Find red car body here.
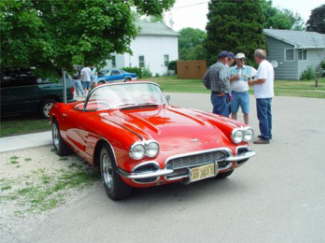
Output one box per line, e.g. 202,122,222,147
50,81,255,199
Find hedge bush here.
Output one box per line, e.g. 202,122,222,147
300,66,316,80
321,60,325,69
122,67,152,78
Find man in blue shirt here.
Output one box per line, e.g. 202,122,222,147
229,53,257,124
203,51,236,117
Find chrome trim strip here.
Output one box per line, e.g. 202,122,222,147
225,151,256,161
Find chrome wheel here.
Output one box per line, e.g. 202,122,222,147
100,149,113,189
52,123,59,150
43,102,54,118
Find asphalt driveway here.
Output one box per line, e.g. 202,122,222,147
1,93,325,243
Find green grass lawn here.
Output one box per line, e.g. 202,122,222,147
0,116,50,137
151,76,325,99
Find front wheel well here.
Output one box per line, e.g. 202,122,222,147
93,140,116,168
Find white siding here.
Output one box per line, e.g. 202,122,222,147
105,35,178,76
125,35,178,75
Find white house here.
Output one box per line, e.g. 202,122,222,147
105,20,179,76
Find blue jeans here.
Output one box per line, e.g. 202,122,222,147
73,80,84,97
231,91,249,114
256,98,272,140
211,93,231,117
82,81,90,90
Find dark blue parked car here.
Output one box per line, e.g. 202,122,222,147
97,69,137,83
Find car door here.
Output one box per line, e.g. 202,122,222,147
13,73,42,113
108,70,124,81
0,71,40,115
62,102,100,162
0,72,19,115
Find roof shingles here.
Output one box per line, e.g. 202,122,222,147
264,29,325,49
137,20,179,37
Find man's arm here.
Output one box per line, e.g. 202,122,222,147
248,78,266,85
230,75,240,82
248,64,266,86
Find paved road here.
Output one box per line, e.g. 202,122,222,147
2,94,325,243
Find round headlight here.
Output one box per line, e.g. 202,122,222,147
129,143,145,160
145,141,159,158
243,128,254,142
232,129,244,144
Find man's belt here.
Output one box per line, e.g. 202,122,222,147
212,91,227,96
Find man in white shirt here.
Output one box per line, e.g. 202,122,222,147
80,66,92,92
248,49,274,144
230,53,257,124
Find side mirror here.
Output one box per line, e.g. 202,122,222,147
165,95,171,104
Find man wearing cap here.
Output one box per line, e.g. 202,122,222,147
203,51,237,116
248,49,274,144
227,52,235,67
229,53,257,124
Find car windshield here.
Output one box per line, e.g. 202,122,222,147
86,82,166,111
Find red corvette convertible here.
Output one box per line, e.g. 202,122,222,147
50,81,255,200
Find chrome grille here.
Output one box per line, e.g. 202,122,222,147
166,151,228,170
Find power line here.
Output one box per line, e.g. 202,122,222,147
172,0,209,10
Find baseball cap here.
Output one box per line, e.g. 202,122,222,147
228,52,235,59
218,51,235,59
235,53,246,59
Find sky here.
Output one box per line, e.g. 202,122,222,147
163,0,324,31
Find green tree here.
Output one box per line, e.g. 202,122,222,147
261,0,304,30
206,0,265,65
307,4,325,33
179,28,207,60
0,0,175,76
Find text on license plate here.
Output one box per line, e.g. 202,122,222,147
190,163,215,182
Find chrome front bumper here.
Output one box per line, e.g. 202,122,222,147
118,150,256,180
118,168,174,180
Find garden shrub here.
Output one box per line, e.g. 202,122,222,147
122,67,152,78
168,60,177,73
122,67,142,78
300,66,316,80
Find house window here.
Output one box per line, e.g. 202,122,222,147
285,49,295,61
111,56,116,67
164,54,169,66
139,55,145,68
298,49,307,60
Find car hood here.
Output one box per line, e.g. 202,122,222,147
99,106,240,152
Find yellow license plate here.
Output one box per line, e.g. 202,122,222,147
190,163,215,182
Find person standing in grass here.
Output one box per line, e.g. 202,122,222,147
249,49,274,144
230,53,257,124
